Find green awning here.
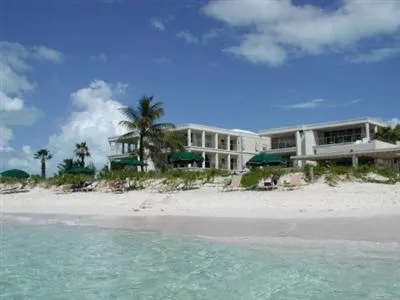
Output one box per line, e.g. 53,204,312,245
0,169,30,179
113,157,147,166
65,167,94,175
246,153,284,166
169,151,204,163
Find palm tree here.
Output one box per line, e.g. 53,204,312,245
119,96,175,171
74,142,90,167
374,125,400,144
33,149,52,178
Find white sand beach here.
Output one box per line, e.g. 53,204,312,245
2,182,400,219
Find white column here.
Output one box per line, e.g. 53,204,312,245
227,154,231,170
187,129,192,147
202,152,206,169
227,135,231,151
295,131,303,168
352,155,359,168
215,133,218,149
365,123,370,140
108,160,111,171
202,131,205,148
215,153,219,169
374,125,378,134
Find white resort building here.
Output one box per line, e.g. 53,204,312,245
108,123,269,171
107,117,400,171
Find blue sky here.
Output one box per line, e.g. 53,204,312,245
1,0,400,174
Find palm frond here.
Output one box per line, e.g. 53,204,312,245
119,106,140,122
118,120,138,131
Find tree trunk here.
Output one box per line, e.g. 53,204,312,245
139,133,144,172
41,158,46,178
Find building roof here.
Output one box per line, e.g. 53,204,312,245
174,123,258,136
259,117,388,136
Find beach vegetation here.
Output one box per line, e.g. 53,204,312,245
49,173,93,186
240,167,287,188
302,163,400,184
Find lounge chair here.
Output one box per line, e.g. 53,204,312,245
81,181,98,192
222,175,242,192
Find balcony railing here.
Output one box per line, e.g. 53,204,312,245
271,140,296,149
319,134,362,145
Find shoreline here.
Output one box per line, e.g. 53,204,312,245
2,181,400,247
3,212,400,244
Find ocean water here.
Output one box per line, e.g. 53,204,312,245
1,223,400,300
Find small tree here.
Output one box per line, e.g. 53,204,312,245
34,149,52,178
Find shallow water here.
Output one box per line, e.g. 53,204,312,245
1,223,400,299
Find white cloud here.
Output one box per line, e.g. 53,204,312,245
388,118,400,127
279,99,326,109
202,0,400,66
0,126,13,149
176,31,199,44
90,53,108,63
153,56,171,64
201,28,225,43
151,18,166,31
0,91,24,111
348,47,400,64
277,98,361,109
46,80,128,174
0,41,62,160
225,34,287,66
32,46,65,63
0,63,35,95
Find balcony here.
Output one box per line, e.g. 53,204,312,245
270,140,296,153
318,134,362,146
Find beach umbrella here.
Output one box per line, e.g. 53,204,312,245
0,169,30,179
246,152,284,167
113,157,147,166
65,166,94,175
169,151,204,163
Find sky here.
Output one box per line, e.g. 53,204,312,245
1,0,400,175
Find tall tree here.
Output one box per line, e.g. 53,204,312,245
374,125,400,144
74,142,90,167
34,149,52,178
119,96,174,171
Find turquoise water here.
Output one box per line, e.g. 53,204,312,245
1,223,400,299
